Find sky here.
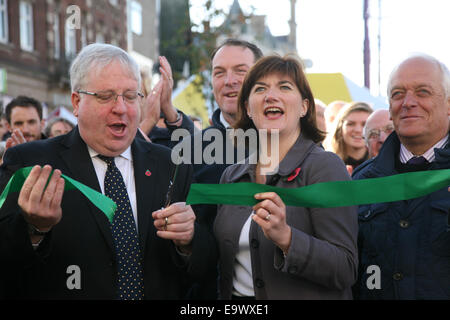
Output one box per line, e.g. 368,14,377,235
190,0,450,99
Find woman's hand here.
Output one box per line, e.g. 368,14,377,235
252,192,292,255
139,80,163,135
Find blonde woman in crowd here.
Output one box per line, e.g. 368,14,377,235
324,102,373,174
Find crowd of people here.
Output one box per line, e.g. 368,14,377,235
0,96,76,165
0,38,448,301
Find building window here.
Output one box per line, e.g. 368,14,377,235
65,24,77,59
81,24,87,49
130,1,142,35
19,1,33,51
0,0,8,43
96,32,104,44
53,13,60,59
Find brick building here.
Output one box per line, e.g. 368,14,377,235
0,0,159,115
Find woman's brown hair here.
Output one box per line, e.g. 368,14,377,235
234,54,325,143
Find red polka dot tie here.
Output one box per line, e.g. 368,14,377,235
98,155,144,300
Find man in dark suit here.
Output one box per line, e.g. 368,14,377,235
176,39,263,299
0,43,216,299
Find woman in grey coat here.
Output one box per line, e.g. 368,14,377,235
214,55,359,300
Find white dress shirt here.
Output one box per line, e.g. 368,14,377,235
232,214,255,297
88,146,138,231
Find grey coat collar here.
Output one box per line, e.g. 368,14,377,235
227,133,319,182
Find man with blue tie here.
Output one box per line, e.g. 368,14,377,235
0,43,216,299
352,54,450,299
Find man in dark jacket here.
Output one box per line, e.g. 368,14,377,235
0,43,216,300
4,95,47,149
177,39,263,299
353,54,450,299
190,39,263,183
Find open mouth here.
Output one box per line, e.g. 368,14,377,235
224,92,238,98
264,107,284,116
109,123,127,135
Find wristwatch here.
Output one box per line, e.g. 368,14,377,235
28,223,50,236
164,111,182,125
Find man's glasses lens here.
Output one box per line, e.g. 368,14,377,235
96,91,115,103
369,125,394,140
78,90,143,104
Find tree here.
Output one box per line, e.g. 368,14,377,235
159,0,252,114
159,0,192,85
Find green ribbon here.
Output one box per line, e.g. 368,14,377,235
0,167,116,223
186,169,450,207
1,168,448,222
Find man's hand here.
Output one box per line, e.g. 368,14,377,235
152,202,195,252
5,129,27,152
18,165,65,232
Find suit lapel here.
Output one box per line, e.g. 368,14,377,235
132,138,158,255
59,127,114,252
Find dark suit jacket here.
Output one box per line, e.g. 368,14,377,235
0,127,217,299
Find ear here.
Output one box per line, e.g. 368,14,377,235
245,101,251,118
302,99,309,116
40,119,46,131
5,121,11,132
447,96,450,116
71,92,80,117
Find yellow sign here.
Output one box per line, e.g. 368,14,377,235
172,75,210,128
306,73,352,105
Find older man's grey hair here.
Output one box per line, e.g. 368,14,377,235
387,53,450,99
70,43,141,92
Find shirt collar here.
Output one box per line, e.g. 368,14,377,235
88,145,132,161
220,111,232,129
399,134,449,163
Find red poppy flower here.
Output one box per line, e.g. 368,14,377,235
287,167,301,182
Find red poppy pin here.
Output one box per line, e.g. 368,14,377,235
145,170,152,177
286,167,301,182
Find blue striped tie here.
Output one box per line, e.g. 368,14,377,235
98,155,144,300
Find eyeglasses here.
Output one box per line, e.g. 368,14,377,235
77,90,144,104
367,124,395,140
